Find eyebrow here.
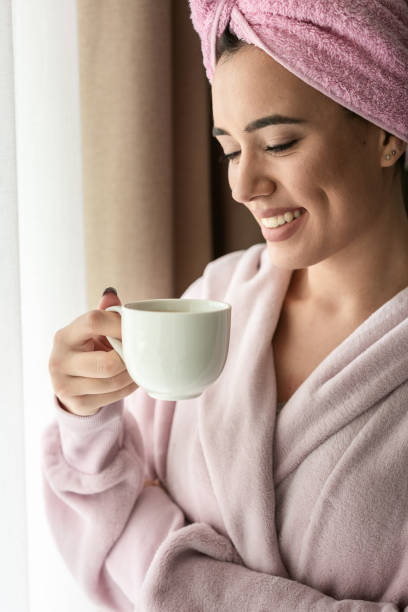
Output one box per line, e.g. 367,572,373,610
212,114,307,137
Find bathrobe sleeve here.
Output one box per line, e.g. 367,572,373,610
42,392,190,612
41,275,206,611
138,523,407,611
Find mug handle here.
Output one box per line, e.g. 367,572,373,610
105,305,124,360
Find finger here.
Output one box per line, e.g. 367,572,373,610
97,289,121,311
58,380,138,417
88,336,113,352
97,291,122,347
144,479,162,487
54,369,135,398
86,332,118,353
55,346,127,378
58,309,123,348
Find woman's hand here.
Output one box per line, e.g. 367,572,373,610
49,289,138,416
143,479,165,491
144,479,162,487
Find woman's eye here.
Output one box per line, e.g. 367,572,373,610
218,139,298,164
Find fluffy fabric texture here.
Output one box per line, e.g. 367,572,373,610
189,0,408,163
42,243,408,611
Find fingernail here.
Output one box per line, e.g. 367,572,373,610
102,287,117,296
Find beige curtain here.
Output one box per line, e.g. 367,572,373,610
77,0,262,310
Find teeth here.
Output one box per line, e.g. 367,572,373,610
261,208,303,229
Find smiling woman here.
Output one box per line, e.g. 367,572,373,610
40,1,408,611
211,34,408,319
215,22,408,211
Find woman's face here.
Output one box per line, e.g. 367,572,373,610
211,44,398,271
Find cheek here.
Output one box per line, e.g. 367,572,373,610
282,160,327,206
286,150,355,209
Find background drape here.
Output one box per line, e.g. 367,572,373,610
1,1,28,610
2,1,259,610
77,0,261,309
3,1,99,610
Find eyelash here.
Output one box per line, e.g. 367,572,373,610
218,139,298,164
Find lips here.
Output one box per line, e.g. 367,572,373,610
255,206,305,219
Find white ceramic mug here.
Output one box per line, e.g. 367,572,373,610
105,298,231,401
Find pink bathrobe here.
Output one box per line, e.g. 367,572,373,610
42,243,408,611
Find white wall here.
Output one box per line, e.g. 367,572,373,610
2,1,100,610
1,1,29,609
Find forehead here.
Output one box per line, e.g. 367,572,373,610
211,45,334,128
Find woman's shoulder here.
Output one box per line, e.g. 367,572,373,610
207,242,266,270
182,243,271,300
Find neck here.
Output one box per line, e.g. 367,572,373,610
285,204,408,322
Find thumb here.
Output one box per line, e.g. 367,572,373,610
98,287,122,310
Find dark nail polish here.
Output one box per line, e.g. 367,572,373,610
102,287,117,296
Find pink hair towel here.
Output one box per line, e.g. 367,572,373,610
189,0,408,159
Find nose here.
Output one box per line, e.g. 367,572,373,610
230,154,277,206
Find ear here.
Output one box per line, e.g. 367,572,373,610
378,129,406,168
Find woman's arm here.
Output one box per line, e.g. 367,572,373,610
139,522,406,612
42,412,406,612
42,395,188,611
41,272,211,610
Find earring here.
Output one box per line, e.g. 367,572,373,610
386,149,397,160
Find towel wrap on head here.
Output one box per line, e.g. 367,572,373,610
189,0,408,165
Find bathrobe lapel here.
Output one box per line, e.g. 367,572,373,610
274,283,408,486
198,246,292,575
198,243,408,577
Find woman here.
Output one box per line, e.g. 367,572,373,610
211,28,408,406
43,1,408,610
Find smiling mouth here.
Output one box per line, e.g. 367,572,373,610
260,208,305,228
